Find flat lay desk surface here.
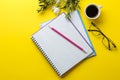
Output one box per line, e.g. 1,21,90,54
0,0,120,80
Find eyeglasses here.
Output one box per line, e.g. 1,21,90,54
88,22,116,50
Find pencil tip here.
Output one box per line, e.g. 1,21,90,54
83,50,87,54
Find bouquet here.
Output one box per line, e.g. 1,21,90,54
37,0,80,18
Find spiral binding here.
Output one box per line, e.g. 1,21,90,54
31,36,61,76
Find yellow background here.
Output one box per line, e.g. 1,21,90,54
0,0,120,80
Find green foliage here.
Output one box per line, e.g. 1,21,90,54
62,0,80,18
37,0,80,18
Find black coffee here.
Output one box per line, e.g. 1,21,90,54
86,5,98,18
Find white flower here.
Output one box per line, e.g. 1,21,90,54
52,6,60,14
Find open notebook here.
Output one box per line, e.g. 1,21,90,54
31,13,94,76
40,10,96,56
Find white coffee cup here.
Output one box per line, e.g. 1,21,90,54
84,4,102,19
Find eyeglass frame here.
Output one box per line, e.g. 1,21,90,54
88,22,116,50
